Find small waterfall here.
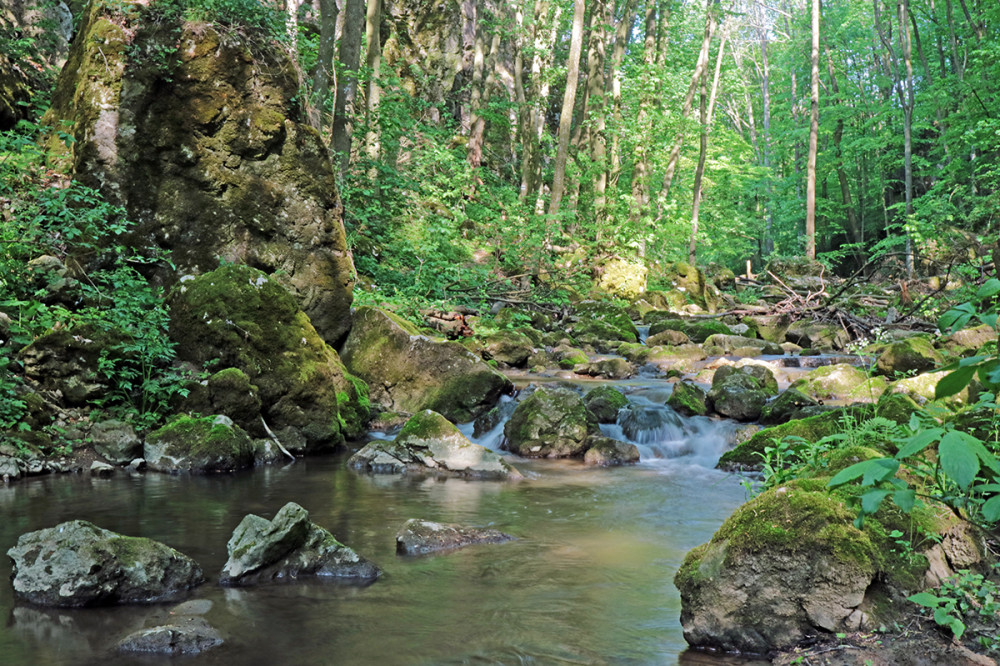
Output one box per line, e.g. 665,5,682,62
458,395,515,452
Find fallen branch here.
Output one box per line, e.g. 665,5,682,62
260,417,296,462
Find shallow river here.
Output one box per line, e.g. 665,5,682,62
0,395,767,665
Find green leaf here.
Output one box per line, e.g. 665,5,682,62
982,495,1000,523
935,366,977,400
892,488,916,512
950,618,966,640
861,488,891,514
897,428,943,459
828,458,895,489
975,278,1000,300
909,592,942,608
939,431,980,490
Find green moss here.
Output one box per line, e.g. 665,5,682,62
719,407,862,468
667,381,708,416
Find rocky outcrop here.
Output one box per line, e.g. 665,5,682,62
144,415,257,474
341,307,512,423
395,519,514,556
7,520,204,606
44,0,355,343
220,502,379,585
349,410,521,479
169,265,369,451
503,386,600,458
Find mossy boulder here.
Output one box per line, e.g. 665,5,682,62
340,307,512,423
583,386,629,423
649,318,732,343
786,322,850,351
567,301,640,344
657,261,719,311
348,410,521,479
889,371,978,408
90,420,143,465
675,482,881,653
713,364,779,396
760,388,826,425
875,337,944,377
708,373,768,421
789,363,887,403
0,48,33,131
503,386,600,458
874,391,922,425
7,520,204,607
742,313,792,344
18,325,114,405
44,1,355,343
646,329,690,346
169,265,368,450
703,334,783,357
595,256,648,300
574,357,635,380
938,324,996,357
220,502,379,585
480,330,535,368
583,437,640,466
667,381,709,417
552,344,589,369
144,415,257,474
718,408,858,469
181,367,263,436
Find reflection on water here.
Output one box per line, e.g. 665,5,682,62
0,420,763,664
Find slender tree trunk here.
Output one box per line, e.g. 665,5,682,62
468,9,495,170
759,16,774,257
630,0,659,258
900,0,915,277
586,0,609,230
548,0,586,219
331,0,364,174
805,0,819,261
312,0,339,129
607,0,640,189
825,49,861,249
364,0,382,163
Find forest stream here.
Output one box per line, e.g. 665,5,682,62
0,371,773,666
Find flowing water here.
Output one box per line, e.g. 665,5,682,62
0,388,767,666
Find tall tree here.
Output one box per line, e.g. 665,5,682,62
900,0,915,277
548,0,587,219
331,0,365,174
312,0,339,129
586,0,610,228
364,0,383,163
805,0,820,260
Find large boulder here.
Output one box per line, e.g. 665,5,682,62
144,415,257,474
7,520,204,607
876,337,944,377
566,301,640,345
340,307,511,423
718,408,861,469
583,386,629,423
348,410,521,479
479,330,535,368
90,419,142,464
760,388,826,425
503,386,600,458
703,334,783,357
656,262,720,311
595,256,648,300
169,265,369,451
220,502,379,585
675,483,880,653
742,313,792,344
786,322,850,351
667,381,709,417
708,372,768,422
395,519,514,556
789,364,887,403
649,318,732,343
43,1,355,343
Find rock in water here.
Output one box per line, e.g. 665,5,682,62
7,521,204,607
220,502,379,585
117,617,223,656
43,1,354,344
503,386,600,458
340,307,512,423
395,519,514,556
349,410,522,480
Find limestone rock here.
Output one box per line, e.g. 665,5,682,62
583,437,640,466
220,502,379,585
90,419,142,464
7,520,204,606
341,307,511,423
703,334,783,357
708,372,768,422
713,364,779,396
349,410,521,479
760,388,826,425
676,483,879,653
657,262,719,311
90,460,115,477
583,386,629,423
595,256,648,300
117,617,223,655
480,330,535,368
170,265,369,450
574,357,635,380
504,386,600,458
144,415,257,474
876,337,944,377
395,519,514,556
18,326,110,405
742,313,792,344
646,329,690,346
667,381,709,417
790,364,888,403
44,2,355,343
786,322,850,351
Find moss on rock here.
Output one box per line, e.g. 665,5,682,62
503,386,599,458
876,337,944,377
144,414,257,473
583,386,629,423
667,381,709,417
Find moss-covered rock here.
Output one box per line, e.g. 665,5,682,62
675,481,881,653
169,265,367,450
552,344,590,369
574,357,635,379
786,322,850,351
760,388,826,425
646,329,690,346
583,386,629,423
740,313,791,344
341,307,512,423
937,324,997,357
714,364,779,396
667,381,709,417
789,363,887,403
44,1,355,343
708,373,768,421
595,256,648,300
656,262,719,311
348,410,520,479
567,301,640,344
876,337,944,377
144,414,257,474
718,408,860,469
583,437,640,466
889,371,977,408
480,330,535,368
503,386,599,458
649,318,732,343
874,391,922,425
703,334,784,357
18,325,114,406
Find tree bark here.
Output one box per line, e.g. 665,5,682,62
630,0,659,257
548,0,586,219
331,0,365,174
586,0,609,228
607,0,640,189
805,0,819,261
312,0,339,129
364,0,383,163
900,0,915,278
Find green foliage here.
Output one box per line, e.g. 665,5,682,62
0,120,189,433
910,567,1000,645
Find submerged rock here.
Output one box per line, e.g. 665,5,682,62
117,617,223,656
395,519,514,556
220,502,379,585
144,415,257,474
504,386,600,458
349,410,521,479
341,307,512,423
7,520,204,607
44,1,355,343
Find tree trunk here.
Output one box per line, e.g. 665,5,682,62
630,0,659,258
548,0,586,219
467,7,496,170
364,0,383,163
900,0,915,278
331,0,365,174
825,49,861,249
607,0,640,189
805,0,819,261
586,0,609,229
312,0,339,129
